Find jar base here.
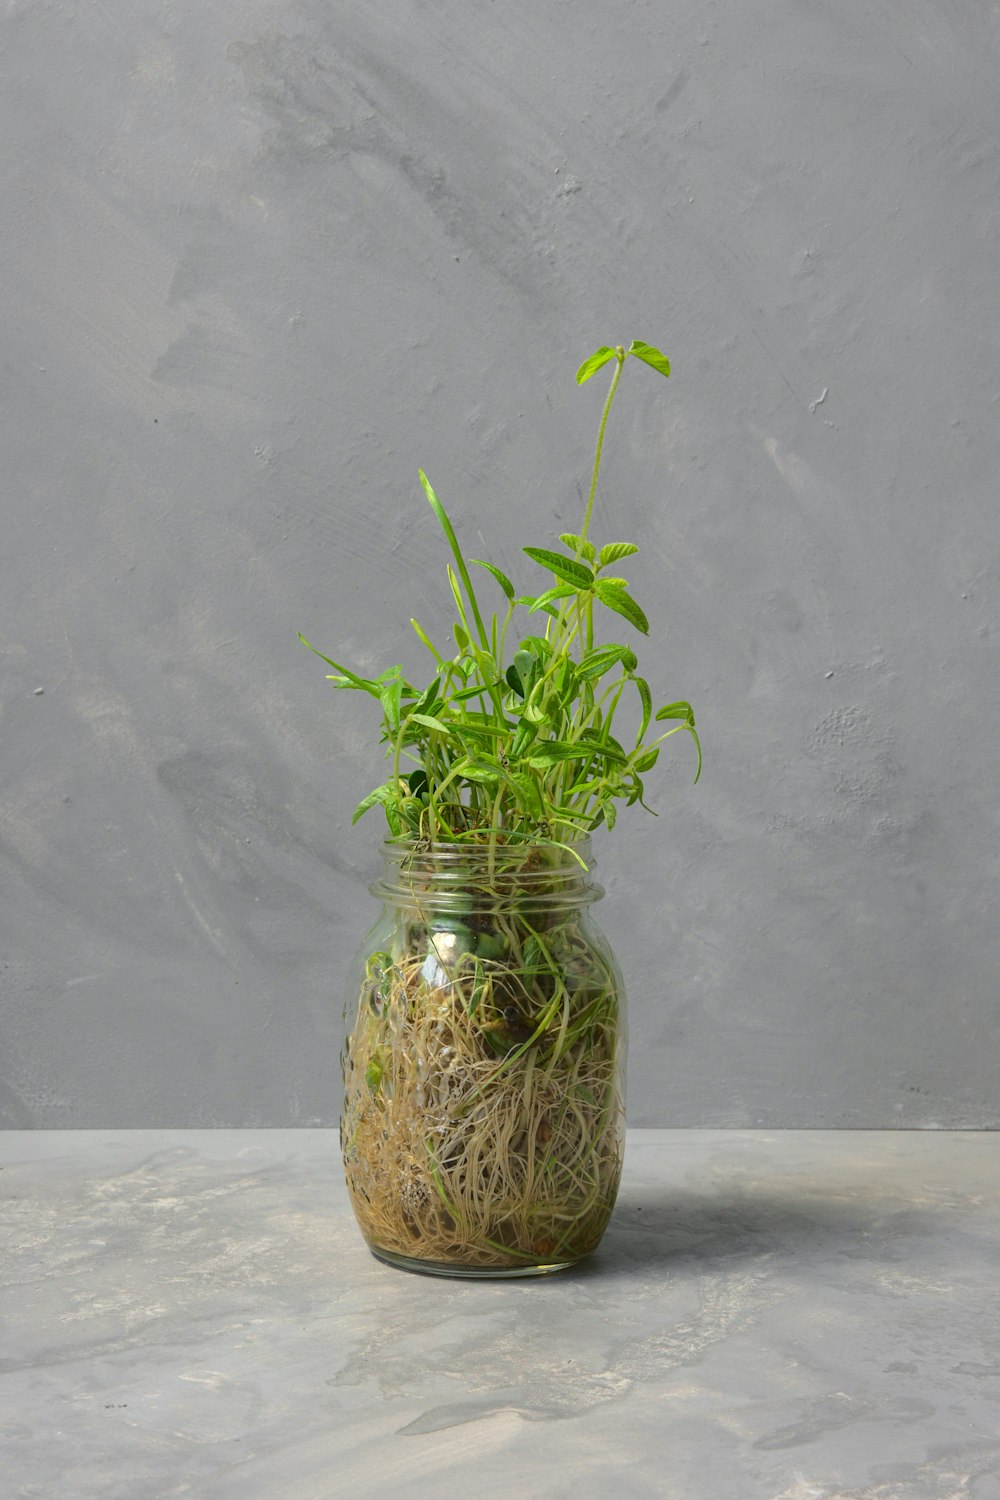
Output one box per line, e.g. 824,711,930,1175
369,1245,584,1279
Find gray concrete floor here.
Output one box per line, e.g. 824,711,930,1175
3,1129,998,1498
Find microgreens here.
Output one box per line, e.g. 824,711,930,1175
301,340,700,844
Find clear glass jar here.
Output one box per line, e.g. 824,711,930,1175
340,837,627,1277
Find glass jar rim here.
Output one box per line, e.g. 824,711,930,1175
371,834,602,909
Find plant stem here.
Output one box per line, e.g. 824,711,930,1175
579,348,625,549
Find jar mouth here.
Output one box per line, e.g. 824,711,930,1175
371,835,602,910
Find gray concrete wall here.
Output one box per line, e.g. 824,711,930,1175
2,1,997,1128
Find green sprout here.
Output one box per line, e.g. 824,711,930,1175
301,340,700,850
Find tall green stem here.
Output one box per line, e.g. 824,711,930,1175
579,348,625,548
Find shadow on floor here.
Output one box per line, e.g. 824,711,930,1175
569,1185,923,1280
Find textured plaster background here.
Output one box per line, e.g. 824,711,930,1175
1,1,997,1127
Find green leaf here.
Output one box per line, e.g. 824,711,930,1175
628,340,671,378
459,763,502,787
690,725,702,783
408,711,452,734
525,740,599,766
655,700,695,727
516,596,560,619
419,470,490,651
575,346,618,384
470,558,515,601
451,679,501,702
633,746,660,773
577,644,632,681
518,635,554,663
523,547,595,589
407,768,429,797
510,721,539,760
510,771,545,818
505,662,525,697
458,716,518,740
411,677,442,717
466,640,497,677
529,584,576,613
351,781,400,825
575,731,628,765
506,647,539,698
379,674,404,735
552,656,578,708
513,648,538,689
633,675,652,745
598,541,639,567
298,635,383,699
410,618,443,662
565,777,601,798
559,532,597,562
594,579,649,634
400,799,424,830
651,702,701,781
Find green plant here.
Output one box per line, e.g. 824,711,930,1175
310,342,701,1272
301,340,700,852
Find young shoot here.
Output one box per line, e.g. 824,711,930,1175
301,339,700,848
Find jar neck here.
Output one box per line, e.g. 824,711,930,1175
372,837,602,913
